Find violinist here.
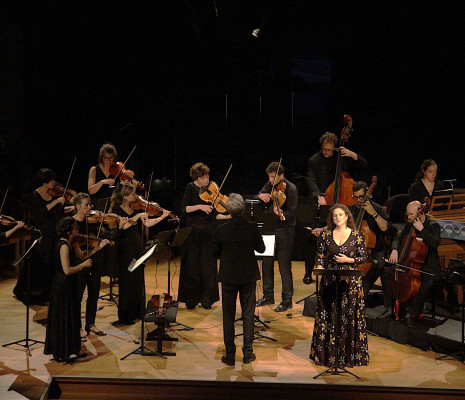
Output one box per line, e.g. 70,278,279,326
348,181,395,317
304,132,367,284
14,168,71,304
110,182,169,325
408,159,445,203
0,220,25,244
88,143,117,207
71,193,111,338
178,162,223,310
388,201,441,327
256,161,298,312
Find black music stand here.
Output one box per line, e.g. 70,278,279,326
121,241,163,360
312,268,362,379
153,227,193,331
3,233,45,355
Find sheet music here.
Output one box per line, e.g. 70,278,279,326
256,234,275,257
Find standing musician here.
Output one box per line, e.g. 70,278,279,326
214,194,265,366
348,181,395,317
178,162,226,310
14,168,72,304
409,159,445,203
256,161,298,312
71,193,111,339
88,143,117,207
305,132,367,284
387,200,441,327
110,182,170,325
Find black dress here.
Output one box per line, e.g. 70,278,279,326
310,230,369,367
114,207,145,324
90,164,115,207
44,239,81,361
408,179,445,203
14,191,62,304
178,182,219,308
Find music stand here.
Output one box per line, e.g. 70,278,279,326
3,234,45,355
153,227,193,331
312,268,362,380
121,241,164,359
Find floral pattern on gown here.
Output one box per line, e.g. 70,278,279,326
310,230,369,367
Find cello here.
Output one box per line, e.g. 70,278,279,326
325,114,356,206
390,199,430,320
355,176,378,275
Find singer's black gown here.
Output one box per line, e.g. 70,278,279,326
44,240,81,361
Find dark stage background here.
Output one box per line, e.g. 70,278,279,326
0,1,463,216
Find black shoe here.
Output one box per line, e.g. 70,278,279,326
405,312,414,328
85,324,106,336
201,303,211,310
243,353,256,364
256,297,274,307
221,355,235,366
76,352,87,359
186,303,197,309
274,301,292,312
303,273,313,285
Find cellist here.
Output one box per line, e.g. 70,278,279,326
348,181,395,317
387,200,441,327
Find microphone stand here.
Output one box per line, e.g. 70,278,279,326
3,232,45,355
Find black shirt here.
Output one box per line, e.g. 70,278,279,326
408,179,445,203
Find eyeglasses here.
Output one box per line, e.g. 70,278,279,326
405,212,416,217
352,195,365,200
103,156,114,161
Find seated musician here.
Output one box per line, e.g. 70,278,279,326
305,132,367,284
387,201,441,327
348,181,396,318
409,159,445,202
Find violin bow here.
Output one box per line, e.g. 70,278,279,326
144,170,154,214
112,144,137,183
212,163,233,205
270,157,282,194
96,199,110,239
0,188,8,215
63,156,77,200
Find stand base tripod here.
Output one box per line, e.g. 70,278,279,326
98,277,119,306
234,315,277,342
2,338,45,357
313,364,361,379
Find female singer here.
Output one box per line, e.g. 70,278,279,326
409,159,445,202
88,143,117,207
110,182,169,325
44,216,92,362
310,204,369,367
14,168,69,304
178,162,222,310
71,193,111,339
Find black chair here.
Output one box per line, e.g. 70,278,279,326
145,301,178,357
387,193,409,232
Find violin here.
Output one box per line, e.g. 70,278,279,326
271,180,286,221
390,198,430,319
47,183,77,202
325,114,356,206
109,162,145,191
199,181,229,214
71,234,115,249
0,214,29,230
355,176,378,275
87,210,120,225
130,194,178,219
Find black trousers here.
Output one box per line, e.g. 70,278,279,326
262,226,295,302
221,281,256,358
362,251,392,308
76,267,102,327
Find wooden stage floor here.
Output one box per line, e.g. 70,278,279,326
1,258,465,399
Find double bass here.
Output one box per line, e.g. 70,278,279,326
325,114,356,206
355,176,378,275
390,199,430,319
